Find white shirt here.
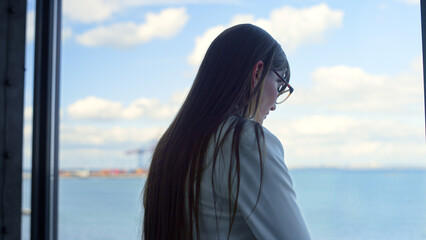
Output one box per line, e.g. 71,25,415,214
195,118,311,240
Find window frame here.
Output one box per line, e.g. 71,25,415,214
30,0,62,239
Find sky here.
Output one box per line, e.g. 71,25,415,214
23,0,426,170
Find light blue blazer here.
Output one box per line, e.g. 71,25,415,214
195,118,311,240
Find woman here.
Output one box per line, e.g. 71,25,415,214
143,24,310,240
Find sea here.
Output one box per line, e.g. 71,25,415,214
21,169,426,240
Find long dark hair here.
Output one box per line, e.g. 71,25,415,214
143,24,289,240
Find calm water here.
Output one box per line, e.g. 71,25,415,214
22,169,426,240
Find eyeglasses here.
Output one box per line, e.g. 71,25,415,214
273,70,294,104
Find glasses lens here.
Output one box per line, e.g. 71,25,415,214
276,90,291,104
278,84,288,93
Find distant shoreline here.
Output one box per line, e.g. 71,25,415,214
22,169,148,179
289,167,426,171
22,174,148,179
22,167,426,179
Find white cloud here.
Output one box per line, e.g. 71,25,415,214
63,0,120,23
67,95,179,120
411,55,423,72
261,56,426,168
265,115,426,168
58,124,163,168
188,25,227,67
123,98,178,120
287,115,359,135
188,3,343,67
399,0,420,5
67,96,124,120
268,4,343,50
289,64,423,112
62,27,73,42
60,125,163,146
75,7,189,48
23,121,165,169
62,0,238,23
24,106,33,121
26,11,35,43
121,0,240,5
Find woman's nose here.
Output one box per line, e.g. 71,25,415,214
270,103,276,111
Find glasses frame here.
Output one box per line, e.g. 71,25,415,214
273,70,294,104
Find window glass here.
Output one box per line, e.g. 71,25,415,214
23,1,426,239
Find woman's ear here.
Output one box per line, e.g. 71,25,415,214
251,60,264,89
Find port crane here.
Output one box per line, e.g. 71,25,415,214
125,139,158,170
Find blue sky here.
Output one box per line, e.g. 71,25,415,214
24,0,425,169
